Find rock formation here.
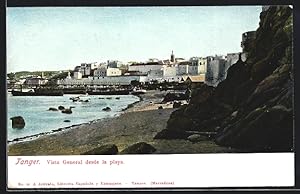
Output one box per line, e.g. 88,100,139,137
48,107,58,111
82,144,118,155
61,107,75,114
58,106,65,110
10,116,25,129
120,142,156,154
155,6,293,152
102,107,111,111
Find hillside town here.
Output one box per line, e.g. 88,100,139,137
7,29,255,90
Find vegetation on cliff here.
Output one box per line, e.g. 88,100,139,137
155,6,293,152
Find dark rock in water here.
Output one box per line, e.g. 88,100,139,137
158,106,163,109
10,116,25,129
102,107,111,111
48,107,58,111
187,134,208,142
64,120,71,122
116,97,120,100
173,101,182,108
106,97,112,100
120,142,156,154
79,99,89,102
70,97,80,102
58,106,65,110
99,97,105,99
61,107,74,114
82,144,118,155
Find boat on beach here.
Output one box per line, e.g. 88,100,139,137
131,88,147,95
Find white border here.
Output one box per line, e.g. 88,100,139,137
7,153,295,189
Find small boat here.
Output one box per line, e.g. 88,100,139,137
11,88,64,96
131,88,147,95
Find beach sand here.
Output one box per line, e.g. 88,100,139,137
8,90,232,155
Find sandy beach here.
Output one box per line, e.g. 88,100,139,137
8,90,232,155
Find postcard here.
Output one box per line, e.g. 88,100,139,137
6,4,294,190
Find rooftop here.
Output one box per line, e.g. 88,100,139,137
186,75,205,82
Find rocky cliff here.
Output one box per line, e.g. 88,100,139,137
155,6,293,152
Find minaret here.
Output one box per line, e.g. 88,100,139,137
171,50,175,62
67,71,71,79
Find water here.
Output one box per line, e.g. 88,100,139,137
7,93,140,141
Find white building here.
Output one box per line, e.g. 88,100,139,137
177,61,190,75
107,68,122,76
57,75,148,86
107,60,123,68
163,65,177,77
205,56,226,86
74,62,99,77
128,62,164,74
93,67,107,77
148,69,163,77
25,77,48,86
74,72,83,79
226,52,247,67
94,67,122,77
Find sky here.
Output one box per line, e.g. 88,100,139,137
7,6,262,72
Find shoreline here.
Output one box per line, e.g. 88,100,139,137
8,90,232,155
7,93,144,145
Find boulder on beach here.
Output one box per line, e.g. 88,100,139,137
173,101,182,108
102,107,111,111
162,92,187,103
154,128,190,140
158,106,163,109
48,107,58,111
187,134,209,143
82,144,119,155
10,116,25,129
120,142,156,154
58,106,65,110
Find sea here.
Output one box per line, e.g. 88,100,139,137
7,92,140,141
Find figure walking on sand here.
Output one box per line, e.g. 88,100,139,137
185,87,192,103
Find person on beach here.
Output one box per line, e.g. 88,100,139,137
185,88,192,103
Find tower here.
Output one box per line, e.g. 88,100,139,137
170,50,175,62
67,71,71,79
